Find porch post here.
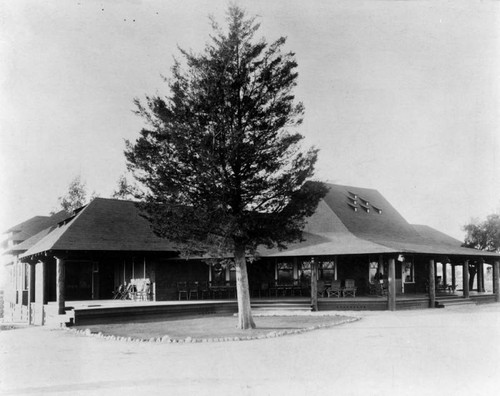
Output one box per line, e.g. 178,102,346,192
442,262,447,286
493,261,499,302
34,260,46,325
387,257,396,311
292,257,298,280
27,263,35,325
311,258,318,312
451,264,456,292
429,259,436,308
225,263,230,282
334,256,338,280
481,261,485,292
463,260,470,298
274,258,278,282
28,263,36,303
477,260,484,292
56,257,65,315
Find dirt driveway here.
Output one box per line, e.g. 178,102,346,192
1,304,499,395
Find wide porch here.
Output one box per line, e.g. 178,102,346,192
35,289,495,327
8,249,499,326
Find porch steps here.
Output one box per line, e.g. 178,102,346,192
251,300,311,312
470,294,498,305
43,304,75,328
436,297,476,308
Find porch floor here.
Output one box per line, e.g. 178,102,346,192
44,291,496,326
55,290,493,311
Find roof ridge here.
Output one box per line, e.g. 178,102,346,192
91,197,137,203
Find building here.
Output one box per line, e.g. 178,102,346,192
3,183,499,325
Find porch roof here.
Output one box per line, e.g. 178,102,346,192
259,231,398,257
20,198,175,258
369,224,500,258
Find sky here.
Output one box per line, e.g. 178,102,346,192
1,0,499,241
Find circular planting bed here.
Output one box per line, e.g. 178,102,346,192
71,313,359,343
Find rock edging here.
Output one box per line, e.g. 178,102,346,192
63,315,360,344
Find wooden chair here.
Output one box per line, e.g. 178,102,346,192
188,281,199,300
120,283,134,300
133,280,144,301
343,279,357,297
369,280,387,296
260,282,269,297
177,282,188,300
317,280,326,298
199,281,210,299
142,281,151,301
292,280,302,296
327,280,343,298
269,282,278,297
209,281,222,299
112,284,125,300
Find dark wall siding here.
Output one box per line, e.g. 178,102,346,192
155,260,209,300
414,256,428,293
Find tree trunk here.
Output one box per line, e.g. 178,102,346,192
233,242,256,329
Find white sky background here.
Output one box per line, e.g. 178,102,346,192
0,0,499,240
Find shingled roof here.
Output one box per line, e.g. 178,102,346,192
17,185,499,260
261,183,498,258
21,198,175,257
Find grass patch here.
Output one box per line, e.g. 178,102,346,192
74,314,356,341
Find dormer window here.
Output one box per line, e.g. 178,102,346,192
347,202,358,212
347,196,357,205
346,190,382,214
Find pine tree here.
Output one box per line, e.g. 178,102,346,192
125,6,327,329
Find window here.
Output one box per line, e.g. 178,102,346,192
277,261,293,283
319,260,335,281
402,257,414,283
299,261,311,282
369,260,379,283
211,262,226,283
347,202,358,212
298,259,335,282
229,262,236,282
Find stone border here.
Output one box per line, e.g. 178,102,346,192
63,314,360,344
